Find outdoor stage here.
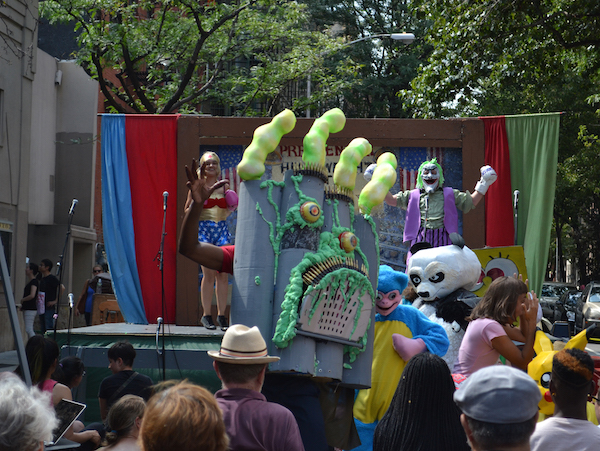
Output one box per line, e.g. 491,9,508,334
54,323,225,422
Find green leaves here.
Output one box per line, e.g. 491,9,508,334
41,0,352,115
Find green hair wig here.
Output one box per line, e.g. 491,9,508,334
416,158,444,189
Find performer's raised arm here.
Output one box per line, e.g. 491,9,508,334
178,159,228,271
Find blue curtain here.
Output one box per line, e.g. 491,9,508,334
101,115,148,324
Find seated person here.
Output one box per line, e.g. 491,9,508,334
98,341,153,422
25,335,101,449
100,395,145,451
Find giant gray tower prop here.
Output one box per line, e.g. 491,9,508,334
231,108,397,387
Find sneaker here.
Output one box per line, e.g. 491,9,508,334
217,315,229,331
201,315,216,330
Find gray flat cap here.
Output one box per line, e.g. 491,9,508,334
454,365,541,424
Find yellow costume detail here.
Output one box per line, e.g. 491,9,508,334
354,321,412,424
198,192,230,223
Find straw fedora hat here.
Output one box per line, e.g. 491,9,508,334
208,324,280,364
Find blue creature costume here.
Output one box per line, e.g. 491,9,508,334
350,265,449,451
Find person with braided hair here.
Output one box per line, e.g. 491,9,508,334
530,348,600,451
372,353,469,451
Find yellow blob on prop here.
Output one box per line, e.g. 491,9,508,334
333,138,373,191
237,109,297,180
302,108,346,167
358,152,398,214
300,201,322,223
339,231,358,252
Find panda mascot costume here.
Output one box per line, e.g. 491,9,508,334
407,234,481,369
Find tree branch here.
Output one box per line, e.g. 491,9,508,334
121,43,156,112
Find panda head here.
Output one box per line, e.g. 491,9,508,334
407,240,480,302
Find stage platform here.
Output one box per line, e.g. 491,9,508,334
53,323,225,423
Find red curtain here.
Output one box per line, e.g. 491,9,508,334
480,116,514,247
125,115,178,323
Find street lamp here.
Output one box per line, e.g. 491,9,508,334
306,32,415,117
344,32,415,47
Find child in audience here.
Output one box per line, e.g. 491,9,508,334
101,395,145,451
453,276,538,376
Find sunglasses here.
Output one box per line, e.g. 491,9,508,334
93,269,102,274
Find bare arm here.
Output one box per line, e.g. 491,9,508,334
471,191,484,206
178,159,228,271
493,292,538,370
384,191,398,206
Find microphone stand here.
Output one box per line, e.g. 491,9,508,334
54,200,77,341
154,194,168,381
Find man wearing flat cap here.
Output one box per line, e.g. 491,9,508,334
209,324,305,451
454,365,541,451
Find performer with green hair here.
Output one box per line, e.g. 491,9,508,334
376,158,496,260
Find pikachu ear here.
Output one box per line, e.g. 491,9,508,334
565,326,591,351
534,330,554,355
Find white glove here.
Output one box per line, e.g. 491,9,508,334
363,163,377,181
474,165,497,195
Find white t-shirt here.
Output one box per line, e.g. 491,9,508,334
530,417,600,451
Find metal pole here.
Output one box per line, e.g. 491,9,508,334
0,239,32,386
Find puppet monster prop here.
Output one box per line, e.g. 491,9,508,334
232,108,395,385
351,265,449,451
407,235,480,368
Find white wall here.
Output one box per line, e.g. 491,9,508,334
56,60,99,134
29,49,59,225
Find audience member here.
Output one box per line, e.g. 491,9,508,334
25,335,101,448
52,355,87,434
373,353,468,451
208,324,305,451
98,341,153,422
38,259,65,334
139,381,228,451
530,348,600,450
76,265,104,326
52,355,85,389
100,395,145,451
454,365,540,451
0,372,58,451
20,261,41,339
454,276,538,376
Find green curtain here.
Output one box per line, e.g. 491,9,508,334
505,113,560,295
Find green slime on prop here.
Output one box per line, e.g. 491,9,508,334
272,201,374,359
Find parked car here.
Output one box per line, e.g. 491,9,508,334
553,289,582,335
577,281,600,336
539,282,576,322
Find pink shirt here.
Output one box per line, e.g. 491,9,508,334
453,318,507,376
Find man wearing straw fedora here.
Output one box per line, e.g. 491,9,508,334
209,324,305,451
